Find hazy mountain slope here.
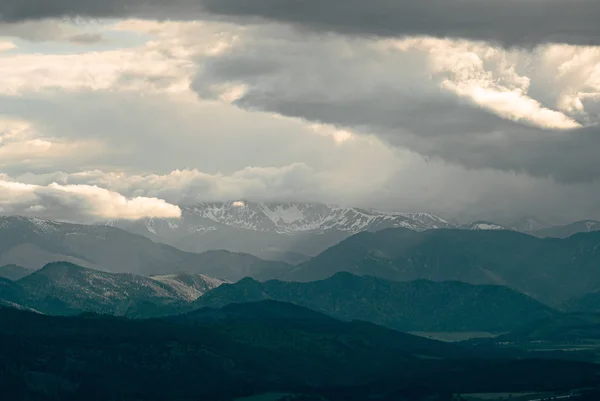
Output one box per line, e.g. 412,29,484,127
151,273,226,301
532,220,600,239
0,264,32,280
283,228,600,304
184,250,293,282
193,273,558,332
508,217,552,233
0,216,290,279
0,216,196,274
109,201,454,260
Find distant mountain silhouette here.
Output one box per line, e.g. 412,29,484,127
0,264,32,280
0,216,290,280
531,220,600,239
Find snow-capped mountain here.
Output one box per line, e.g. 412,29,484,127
111,201,452,235
460,221,511,231
108,201,453,260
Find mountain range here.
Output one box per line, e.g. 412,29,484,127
105,201,600,261
192,272,557,332
107,201,455,260
282,228,600,305
530,220,600,239
0,262,560,332
0,216,292,280
4,213,600,307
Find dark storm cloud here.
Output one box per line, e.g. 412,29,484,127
191,42,600,184
234,90,600,183
2,0,600,47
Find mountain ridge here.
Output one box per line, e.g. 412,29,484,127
282,228,600,305
192,272,559,332
6,262,225,316
106,201,455,259
0,215,291,280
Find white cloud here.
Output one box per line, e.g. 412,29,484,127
0,180,181,222
379,37,582,129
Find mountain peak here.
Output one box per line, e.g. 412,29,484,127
460,221,510,231
35,261,91,276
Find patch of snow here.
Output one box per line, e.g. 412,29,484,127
107,202,455,237
27,217,60,234
465,222,507,231
145,219,157,235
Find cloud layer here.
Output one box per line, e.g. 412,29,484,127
191,26,600,182
1,15,600,224
2,0,600,46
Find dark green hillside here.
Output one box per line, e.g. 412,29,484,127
194,273,558,332
497,313,600,344
1,302,599,401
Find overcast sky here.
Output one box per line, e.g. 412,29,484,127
1,1,600,224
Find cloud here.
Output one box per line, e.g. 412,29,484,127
7,158,600,225
0,38,193,96
0,39,15,51
1,19,600,224
186,24,600,183
0,20,105,43
1,0,600,47
67,32,104,45
0,179,181,222
392,37,581,129
0,117,103,174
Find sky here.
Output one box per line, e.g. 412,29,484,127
1,1,600,224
